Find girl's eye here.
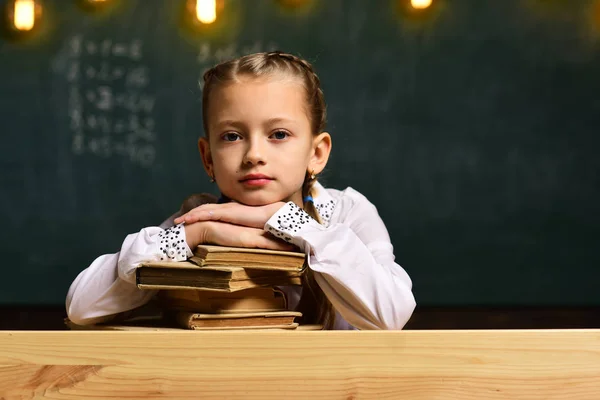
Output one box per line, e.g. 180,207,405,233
223,132,241,142
271,130,289,140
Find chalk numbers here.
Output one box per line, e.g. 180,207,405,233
65,35,156,167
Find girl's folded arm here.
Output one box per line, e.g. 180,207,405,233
265,189,415,330
65,213,191,325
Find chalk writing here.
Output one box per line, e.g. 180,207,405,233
61,35,156,167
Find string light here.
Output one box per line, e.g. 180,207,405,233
185,0,224,27
411,0,432,10
8,0,40,31
4,0,42,38
195,0,217,24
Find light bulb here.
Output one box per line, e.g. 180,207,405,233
13,0,36,31
196,0,217,24
411,0,432,10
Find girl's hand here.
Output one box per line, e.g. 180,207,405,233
175,201,286,229
185,220,294,251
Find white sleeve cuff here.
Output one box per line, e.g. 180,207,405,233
157,223,193,261
264,202,325,250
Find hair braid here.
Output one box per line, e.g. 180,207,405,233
294,172,336,329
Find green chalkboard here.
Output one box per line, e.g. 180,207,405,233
0,0,598,306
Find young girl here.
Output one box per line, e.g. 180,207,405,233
66,51,416,330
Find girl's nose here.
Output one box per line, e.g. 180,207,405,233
242,139,266,166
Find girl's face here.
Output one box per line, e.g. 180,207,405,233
199,76,331,207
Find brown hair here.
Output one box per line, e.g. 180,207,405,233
201,52,335,329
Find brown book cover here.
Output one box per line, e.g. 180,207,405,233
173,311,302,330
190,245,306,272
158,287,288,313
136,261,302,291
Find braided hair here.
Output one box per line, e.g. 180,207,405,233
201,51,335,329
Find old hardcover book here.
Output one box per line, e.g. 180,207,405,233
158,287,288,313
173,311,302,330
136,261,301,291
189,245,306,272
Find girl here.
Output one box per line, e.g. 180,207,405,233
66,51,416,330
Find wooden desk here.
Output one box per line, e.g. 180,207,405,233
1,330,600,399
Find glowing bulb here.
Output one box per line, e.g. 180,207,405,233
411,0,432,10
13,0,36,31
196,0,217,24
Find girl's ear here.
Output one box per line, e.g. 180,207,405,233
310,132,332,175
198,137,214,177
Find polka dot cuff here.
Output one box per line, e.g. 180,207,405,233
157,224,193,262
315,199,335,226
265,202,325,249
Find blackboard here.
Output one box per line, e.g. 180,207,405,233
0,0,599,306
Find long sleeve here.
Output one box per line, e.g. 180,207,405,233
65,213,193,325
265,188,415,330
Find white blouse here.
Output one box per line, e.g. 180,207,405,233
65,183,416,330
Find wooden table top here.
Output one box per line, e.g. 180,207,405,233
1,329,600,399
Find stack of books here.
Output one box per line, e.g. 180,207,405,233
157,287,300,330
136,245,307,330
